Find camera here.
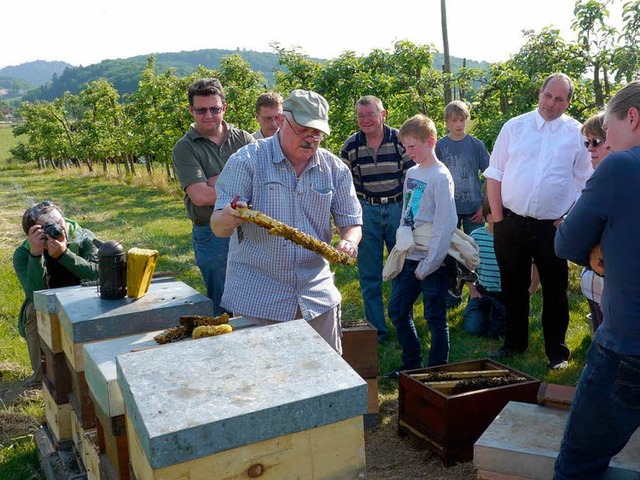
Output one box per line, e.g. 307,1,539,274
42,223,63,239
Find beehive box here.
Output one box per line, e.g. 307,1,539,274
341,319,378,378
83,318,256,480
49,281,213,372
341,319,379,428
475,401,640,479
33,280,213,448
34,290,61,353
42,380,72,444
117,320,368,480
41,341,71,404
398,358,541,465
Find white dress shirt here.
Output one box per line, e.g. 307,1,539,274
484,110,592,220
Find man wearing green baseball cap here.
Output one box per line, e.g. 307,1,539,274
211,89,362,354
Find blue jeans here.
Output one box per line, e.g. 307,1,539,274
357,200,402,341
554,343,640,479
458,213,483,235
192,225,230,316
463,291,506,339
388,260,449,368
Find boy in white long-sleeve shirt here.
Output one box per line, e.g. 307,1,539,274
386,114,457,377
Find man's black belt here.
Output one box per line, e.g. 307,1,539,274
357,192,403,205
503,208,554,223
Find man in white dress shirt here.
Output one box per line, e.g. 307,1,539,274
484,73,592,370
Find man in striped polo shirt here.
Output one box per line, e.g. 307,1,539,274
341,96,414,343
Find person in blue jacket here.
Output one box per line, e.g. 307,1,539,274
554,81,640,479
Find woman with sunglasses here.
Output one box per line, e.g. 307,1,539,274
582,113,611,170
578,113,611,335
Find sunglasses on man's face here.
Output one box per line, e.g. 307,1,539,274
192,106,224,116
584,138,605,149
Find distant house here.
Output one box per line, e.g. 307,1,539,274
0,107,16,123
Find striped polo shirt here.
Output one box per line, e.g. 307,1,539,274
470,226,501,292
340,124,414,199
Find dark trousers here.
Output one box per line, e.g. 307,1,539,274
493,211,570,362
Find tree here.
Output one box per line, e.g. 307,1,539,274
572,0,617,108
612,0,640,82
217,54,267,132
126,57,190,177
271,44,322,94
77,79,127,173
472,28,588,150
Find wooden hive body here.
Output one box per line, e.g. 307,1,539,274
117,321,368,479
398,358,541,465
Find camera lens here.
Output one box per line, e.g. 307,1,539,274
43,223,63,239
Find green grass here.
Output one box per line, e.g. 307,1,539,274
0,125,21,165
0,145,592,477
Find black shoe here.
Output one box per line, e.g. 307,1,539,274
548,360,569,370
489,347,517,360
385,365,421,379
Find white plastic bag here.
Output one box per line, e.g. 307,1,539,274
395,226,414,252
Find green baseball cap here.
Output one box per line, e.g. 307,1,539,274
282,89,331,135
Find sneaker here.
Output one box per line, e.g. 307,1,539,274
548,360,569,371
461,271,479,284
448,284,463,298
385,369,402,379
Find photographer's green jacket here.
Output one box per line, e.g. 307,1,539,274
13,219,99,337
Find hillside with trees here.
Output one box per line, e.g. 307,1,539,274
16,48,488,103
7,0,639,177
0,61,72,102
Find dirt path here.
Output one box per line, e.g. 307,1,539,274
365,396,477,479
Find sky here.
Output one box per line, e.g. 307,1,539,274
1,0,626,69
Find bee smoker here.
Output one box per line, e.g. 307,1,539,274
93,239,127,299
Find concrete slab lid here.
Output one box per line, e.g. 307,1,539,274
474,401,640,479
83,330,162,419
53,281,213,343
33,287,67,314
116,320,368,469
82,317,257,419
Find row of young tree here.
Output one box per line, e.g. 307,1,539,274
10,0,640,177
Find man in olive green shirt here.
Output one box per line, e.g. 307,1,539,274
172,78,254,315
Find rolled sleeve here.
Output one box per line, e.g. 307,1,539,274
331,167,362,228
484,125,511,182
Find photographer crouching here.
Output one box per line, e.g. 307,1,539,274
13,201,99,386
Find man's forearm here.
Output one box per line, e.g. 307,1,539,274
486,178,503,222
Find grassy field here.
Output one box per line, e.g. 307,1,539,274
0,124,590,479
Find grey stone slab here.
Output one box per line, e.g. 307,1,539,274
474,401,640,480
84,330,162,419
33,288,62,314
117,320,367,469
83,317,256,419
53,281,213,343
